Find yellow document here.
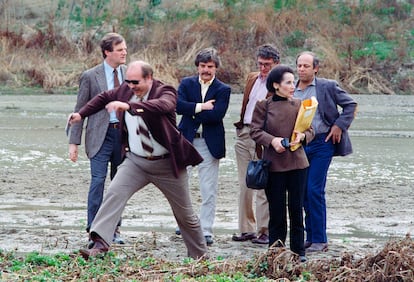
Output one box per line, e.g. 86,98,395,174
290,96,318,151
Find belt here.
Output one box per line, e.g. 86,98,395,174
243,124,250,127
108,123,120,129
140,154,170,161
194,132,202,138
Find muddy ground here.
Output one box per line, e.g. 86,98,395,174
0,94,413,262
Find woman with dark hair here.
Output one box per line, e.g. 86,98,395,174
250,65,315,262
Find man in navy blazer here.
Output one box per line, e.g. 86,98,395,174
294,51,357,253
176,47,231,246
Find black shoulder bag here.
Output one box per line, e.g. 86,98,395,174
245,100,271,190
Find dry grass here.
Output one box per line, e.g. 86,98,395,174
2,234,412,281
0,1,413,94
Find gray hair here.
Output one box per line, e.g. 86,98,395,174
256,44,280,63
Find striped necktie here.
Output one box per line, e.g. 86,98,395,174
136,99,153,156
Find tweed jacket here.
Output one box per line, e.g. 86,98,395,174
250,96,315,172
176,75,231,159
78,80,203,177
69,63,126,159
313,78,357,156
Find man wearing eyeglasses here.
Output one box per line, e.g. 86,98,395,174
69,60,208,259
232,44,280,245
68,32,127,248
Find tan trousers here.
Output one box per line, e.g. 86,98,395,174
91,152,207,259
234,126,269,235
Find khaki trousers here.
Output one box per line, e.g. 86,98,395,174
234,126,269,235
91,152,207,259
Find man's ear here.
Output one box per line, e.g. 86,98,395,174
314,65,319,75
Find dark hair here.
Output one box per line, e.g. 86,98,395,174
256,44,280,63
100,33,125,59
195,47,221,68
266,65,294,93
295,51,320,68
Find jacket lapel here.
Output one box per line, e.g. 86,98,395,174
95,63,108,93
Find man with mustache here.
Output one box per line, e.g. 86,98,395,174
176,47,231,246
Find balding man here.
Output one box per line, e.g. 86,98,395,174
69,60,208,259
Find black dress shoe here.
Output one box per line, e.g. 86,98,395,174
306,243,328,252
252,233,269,244
232,232,256,241
205,235,213,246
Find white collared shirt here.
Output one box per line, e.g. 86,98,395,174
243,74,268,125
124,94,168,156
195,76,215,113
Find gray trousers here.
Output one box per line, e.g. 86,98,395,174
190,137,219,237
91,152,207,259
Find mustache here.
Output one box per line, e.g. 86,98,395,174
201,72,211,76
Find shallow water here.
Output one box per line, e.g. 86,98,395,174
0,93,413,254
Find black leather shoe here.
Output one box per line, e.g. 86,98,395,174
252,233,269,244
306,243,328,252
205,235,213,246
232,232,256,241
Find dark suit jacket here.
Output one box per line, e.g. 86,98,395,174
176,76,231,159
69,63,126,158
78,80,203,177
314,78,357,156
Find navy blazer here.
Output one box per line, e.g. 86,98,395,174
314,78,357,156
176,76,231,159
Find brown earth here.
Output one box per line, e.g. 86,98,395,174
0,165,410,263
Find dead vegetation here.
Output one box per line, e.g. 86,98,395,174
0,1,412,94
1,234,412,281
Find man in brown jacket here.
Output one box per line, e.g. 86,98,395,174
232,44,280,244
69,60,207,259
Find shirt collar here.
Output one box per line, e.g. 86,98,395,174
198,76,215,86
258,73,267,82
103,60,120,73
295,77,316,88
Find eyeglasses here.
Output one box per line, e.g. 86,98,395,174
125,79,140,85
257,62,274,68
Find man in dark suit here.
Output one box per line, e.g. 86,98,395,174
294,51,357,252
176,48,231,246
70,60,207,259
232,44,280,245
69,32,127,246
